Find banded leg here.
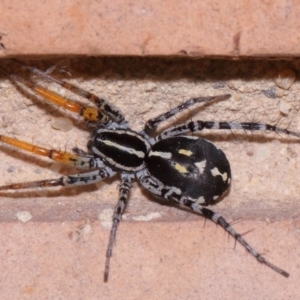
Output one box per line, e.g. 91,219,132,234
0,134,97,169
143,94,231,134
104,174,132,282
183,199,289,278
0,168,116,191
157,121,300,140
137,171,289,277
11,60,127,124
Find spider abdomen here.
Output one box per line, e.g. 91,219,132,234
145,136,231,204
89,129,151,172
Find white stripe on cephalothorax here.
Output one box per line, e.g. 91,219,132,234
102,140,145,158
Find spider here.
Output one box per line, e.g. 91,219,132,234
0,60,296,282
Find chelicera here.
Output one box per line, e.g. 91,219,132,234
0,61,295,281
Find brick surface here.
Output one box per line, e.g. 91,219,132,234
1,0,300,57
0,57,300,298
0,220,299,299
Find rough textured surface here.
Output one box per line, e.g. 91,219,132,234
0,57,300,298
1,0,300,57
0,220,299,299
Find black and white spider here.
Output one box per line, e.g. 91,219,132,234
0,61,296,281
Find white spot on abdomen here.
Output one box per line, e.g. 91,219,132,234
195,160,207,174
149,151,172,159
195,196,205,204
211,167,228,181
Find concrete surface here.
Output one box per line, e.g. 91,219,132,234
0,57,300,299
1,0,300,57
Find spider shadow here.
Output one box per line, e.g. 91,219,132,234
55,56,298,83
2,57,297,98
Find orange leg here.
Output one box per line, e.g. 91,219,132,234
0,135,115,191
0,134,93,170
0,178,63,190
11,60,126,124
12,74,109,124
0,64,110,124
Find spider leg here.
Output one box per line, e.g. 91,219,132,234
0,134,97,169
11,60,127,124
0,168,116,191
137,170,289,277
0,66,110,126
104,173,132,282
143,94,231,134
156,120,300,140
183,200,289,278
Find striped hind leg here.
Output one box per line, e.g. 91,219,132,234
183,199,289,278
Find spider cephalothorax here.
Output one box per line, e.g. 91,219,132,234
0,60,295,281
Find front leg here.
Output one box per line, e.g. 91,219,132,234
0,134,97,170
9,60,127,125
